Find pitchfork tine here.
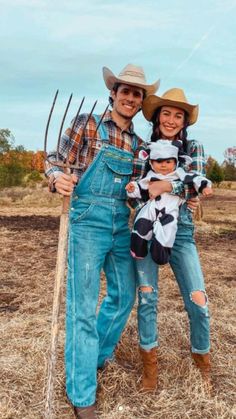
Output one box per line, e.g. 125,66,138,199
56,93,73,161
69,96,85,137
44,89,59,160
84,104,110,164
75,100,97,165
92,104,109,138
65,96,85,165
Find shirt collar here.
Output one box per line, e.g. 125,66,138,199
103,110,136,135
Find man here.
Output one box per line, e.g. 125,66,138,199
45,64,159,419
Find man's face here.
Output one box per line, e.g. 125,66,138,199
111,84,144,121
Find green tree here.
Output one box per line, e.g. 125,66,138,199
223,162,236,181
0,129,14,153
206,156,215,179
0,129,28,188
26,170,42,183
207,160,224,186
0,128,45,188
0,163,26,187
15,145,26,153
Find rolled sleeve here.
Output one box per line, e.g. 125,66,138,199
170,180,184,196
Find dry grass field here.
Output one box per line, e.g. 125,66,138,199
0,185,235,419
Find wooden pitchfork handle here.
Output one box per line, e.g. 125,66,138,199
44,192,70,418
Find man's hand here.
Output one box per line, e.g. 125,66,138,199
148,180,172,200
54,173,78,196
126,182,135,193
202,186,213,197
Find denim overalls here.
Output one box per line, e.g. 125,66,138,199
136,200,210,354
65,116,137,407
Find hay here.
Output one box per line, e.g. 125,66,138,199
0,187,235,418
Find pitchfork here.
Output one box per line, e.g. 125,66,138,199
44,91,108,418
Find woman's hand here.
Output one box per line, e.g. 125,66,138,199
186,196,200,212
202,186,213,197
54,173,78,196
148,180,172,200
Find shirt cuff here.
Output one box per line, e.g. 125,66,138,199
48,172,62,193
170,180,183,196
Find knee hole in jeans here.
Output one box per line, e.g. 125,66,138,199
190,290,208,307
139,286,154,293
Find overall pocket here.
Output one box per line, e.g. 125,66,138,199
91,151,133,199
70,201,94,224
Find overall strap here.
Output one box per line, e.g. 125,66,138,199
131,134,139,152
93,114,109,142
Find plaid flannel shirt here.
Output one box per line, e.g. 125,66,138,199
180,139,207,200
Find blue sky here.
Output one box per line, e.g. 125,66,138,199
1,0,236,162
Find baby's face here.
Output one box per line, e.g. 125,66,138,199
151,158,176,175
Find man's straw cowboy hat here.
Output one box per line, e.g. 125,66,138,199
142,88,199,125
103,64,160,95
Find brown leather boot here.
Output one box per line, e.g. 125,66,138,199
191,352,212,393
139,347,158,392
73,403,97,419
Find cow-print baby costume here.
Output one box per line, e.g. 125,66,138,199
127,140,212,265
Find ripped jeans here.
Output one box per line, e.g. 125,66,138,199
135,203,210,354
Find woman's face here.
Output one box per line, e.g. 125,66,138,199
158,106,185,140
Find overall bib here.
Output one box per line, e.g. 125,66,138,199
65,116,137,407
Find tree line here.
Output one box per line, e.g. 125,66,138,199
0,129,44,187
0,129,235,188
206,153,236,186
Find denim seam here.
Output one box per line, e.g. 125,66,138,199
98,252,121,350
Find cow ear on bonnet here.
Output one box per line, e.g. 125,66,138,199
138,146,150,161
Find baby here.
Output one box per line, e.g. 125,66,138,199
126,140,212,265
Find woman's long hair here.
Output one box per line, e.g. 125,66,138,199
150,107,189,153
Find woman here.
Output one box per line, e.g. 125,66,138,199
135,88,212,392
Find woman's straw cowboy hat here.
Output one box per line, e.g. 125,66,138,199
103,64,160,95
142,88,199,125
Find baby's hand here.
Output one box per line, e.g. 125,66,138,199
202,186,213,197
126,182,135,193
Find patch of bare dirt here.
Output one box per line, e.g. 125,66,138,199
0,215,59,231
